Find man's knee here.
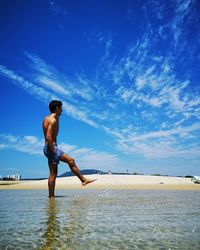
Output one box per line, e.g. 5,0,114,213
49,173,57,179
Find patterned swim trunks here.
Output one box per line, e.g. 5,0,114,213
43,144,65,165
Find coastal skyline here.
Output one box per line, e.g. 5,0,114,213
0,0,200,178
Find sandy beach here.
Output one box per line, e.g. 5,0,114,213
0,174,200,190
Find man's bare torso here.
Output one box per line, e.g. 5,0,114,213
42,114,59,145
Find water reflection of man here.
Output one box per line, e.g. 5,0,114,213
40,198,60,249
40,196,90,249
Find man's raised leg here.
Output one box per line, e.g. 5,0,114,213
60,154,96,186
48,163,58,197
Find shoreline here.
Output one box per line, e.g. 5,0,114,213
0,174,200,190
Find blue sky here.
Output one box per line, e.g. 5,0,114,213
0,0,200,178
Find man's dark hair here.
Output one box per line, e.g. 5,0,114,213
49,100,62,113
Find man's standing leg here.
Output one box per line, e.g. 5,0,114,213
48,163,58,197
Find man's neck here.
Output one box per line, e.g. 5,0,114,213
50,112,59,120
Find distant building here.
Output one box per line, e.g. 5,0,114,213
14,174,21,180
14,174,21,181
2,174,21,181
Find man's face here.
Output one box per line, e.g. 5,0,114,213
56,106,63,116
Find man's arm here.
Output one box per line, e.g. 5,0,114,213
45,119,56,151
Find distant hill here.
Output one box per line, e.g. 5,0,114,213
59,169,133,177
59,169,107,177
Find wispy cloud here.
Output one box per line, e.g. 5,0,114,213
0,134,44,155
112,123,200,159
24,52,94,102
48,0,67,16
0,64,55,103
1,39,200,159
0,62,98,128
0,134,120,170
0,0,199,162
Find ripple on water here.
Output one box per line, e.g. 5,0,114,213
0,190,200,249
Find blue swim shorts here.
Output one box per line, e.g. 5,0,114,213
43,144,65,165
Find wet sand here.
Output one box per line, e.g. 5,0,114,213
0,174,200,190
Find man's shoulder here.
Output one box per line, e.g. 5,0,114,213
48,115,57,124
43,115,56,125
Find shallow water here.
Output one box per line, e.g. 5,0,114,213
0,189,200,250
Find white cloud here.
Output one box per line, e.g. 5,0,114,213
0,64,54,103
0,134,120,170
0,134,44,155
24,136,39,144
109,123,200,159
135,77,146,90
37,76,71,97
124,123,200,142
0,134,18,143
48,0,67,16
1,0,199,165
25,52,95,101
0,63,99,128
62,101,99,128
0,144,5,149
1,39,200,160
69,147,119,170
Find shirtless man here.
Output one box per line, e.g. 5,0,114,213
43,100,96,197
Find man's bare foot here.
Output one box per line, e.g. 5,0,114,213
82,178,97,186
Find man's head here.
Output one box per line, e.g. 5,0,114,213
49,100,63,114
